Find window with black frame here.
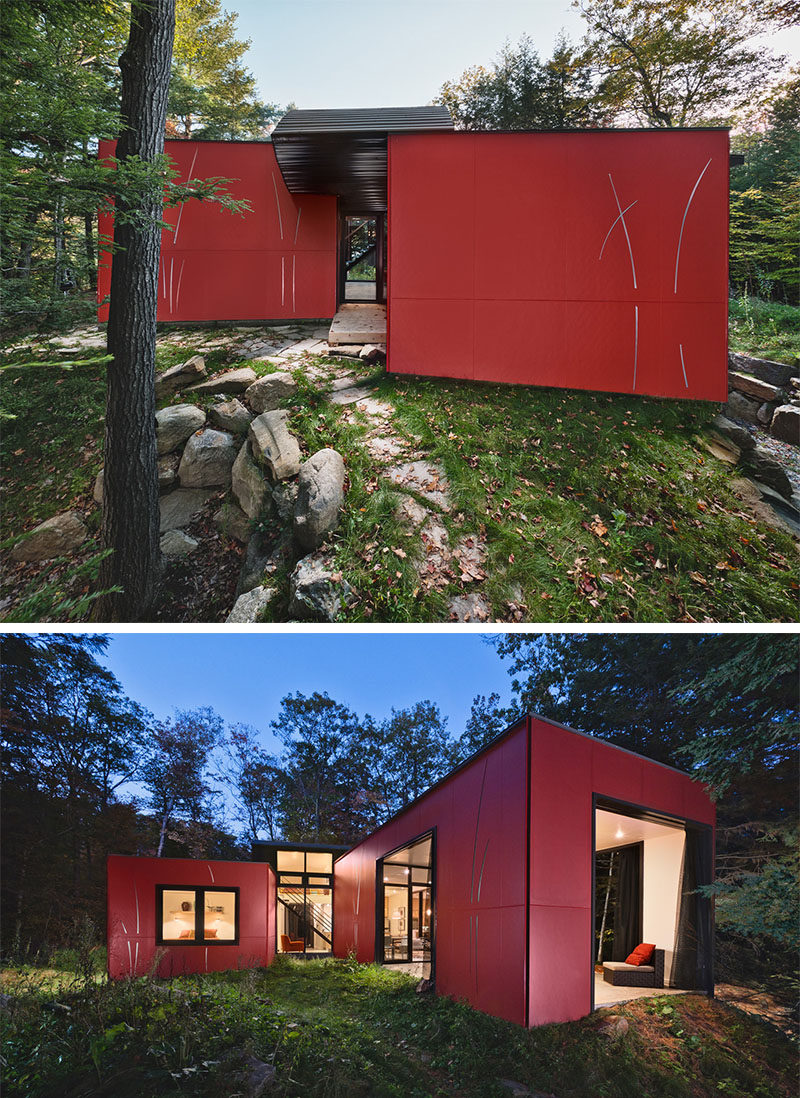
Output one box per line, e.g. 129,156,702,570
276,850,334,955
156,886,239,944
378,832,434,967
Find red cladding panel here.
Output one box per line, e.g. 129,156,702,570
334,723,529,1026
388,131,728,400
528,718,715,1025
106,855,274,979
97,141,336,323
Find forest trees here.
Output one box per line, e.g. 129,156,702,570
168,0,278,138
436,33,607,130
575,0,780,126
0,0,274,337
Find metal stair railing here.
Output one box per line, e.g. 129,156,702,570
277,888,332,946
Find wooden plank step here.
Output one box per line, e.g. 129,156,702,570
328,303,386,345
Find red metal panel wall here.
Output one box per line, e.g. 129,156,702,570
527,717,715,1026
106,855,275,979
97,141,337,323
333,722,529,1025
387,131,728,400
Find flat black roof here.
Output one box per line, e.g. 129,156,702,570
271,105,454,213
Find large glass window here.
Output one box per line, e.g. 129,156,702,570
378,833,433,968
275,849,334,956
157,886,238,945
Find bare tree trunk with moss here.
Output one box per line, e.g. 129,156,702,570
95,0,175,620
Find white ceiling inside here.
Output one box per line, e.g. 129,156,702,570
595,808,683,851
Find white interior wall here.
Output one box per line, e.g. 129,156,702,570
642,829,685,983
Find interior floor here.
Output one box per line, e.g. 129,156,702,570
344,280,376,301
384,961,431,981
594,972,692,1008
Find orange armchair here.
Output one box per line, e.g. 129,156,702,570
280,933,304,953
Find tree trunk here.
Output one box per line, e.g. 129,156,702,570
597,851,614,963
53,194,64,293
95,0,176,621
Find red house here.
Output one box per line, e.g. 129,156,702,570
98,108,729,402
107,715,715,1027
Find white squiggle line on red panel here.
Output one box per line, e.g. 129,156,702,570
175,260,186,311
207,863,215,883
272,173,284,240
633,304,639,390
294,206,302,244
173,147,199,245
121,921,128,935
599,200,638,260
134,942,139,974
134,882,140,934
205,947,208,972
679,343,689,389
281,256,285,307
292,255,296,314
169,257,174,314
674,158,712,294
607,174,637,289
127,940,132,975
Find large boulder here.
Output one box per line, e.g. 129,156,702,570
159,488,212,533
711,415,755,452
770,404,800,446
208,398,253,434
156,404,206,455
185,367,257,394
293,448,345,551
232,442,270,519
723,390,761,426
11,511,87,562
178,428,237,488
155,354,206,399
743,447,793,499
728,351,796,389
728,371,783,404
226,585,276,623
213,501,251,543
249,409,301,480
244,371,297,413
288,551,353,622
159,529,199,557
158,453,180,492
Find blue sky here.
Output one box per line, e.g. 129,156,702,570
101,632,518,754
228,0,799,111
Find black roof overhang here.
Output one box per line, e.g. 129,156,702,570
271,106,454,214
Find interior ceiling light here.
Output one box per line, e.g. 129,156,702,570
615,827,625,839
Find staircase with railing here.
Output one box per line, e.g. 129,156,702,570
278,887,332,948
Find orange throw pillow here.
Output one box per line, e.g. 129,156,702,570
625,943,655,966
204,928,218,939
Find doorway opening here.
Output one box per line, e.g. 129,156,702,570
593,798,713,1009
340,214,386,304
377,831,434,980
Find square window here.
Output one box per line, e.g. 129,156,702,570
277,850,305,873
157,887,238,945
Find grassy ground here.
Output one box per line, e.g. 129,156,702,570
1,301,798,623
728,294,800,364
1,958,796,1098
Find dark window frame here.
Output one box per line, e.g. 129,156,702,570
155,885,240,947
376,828,436,973
275,853,335,956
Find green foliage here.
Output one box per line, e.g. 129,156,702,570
437,32,607,129
730,74,800,303
168,0,280,138
728,295,800,363
575,0,783,126
708,849,799,946
1,961,796,1098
